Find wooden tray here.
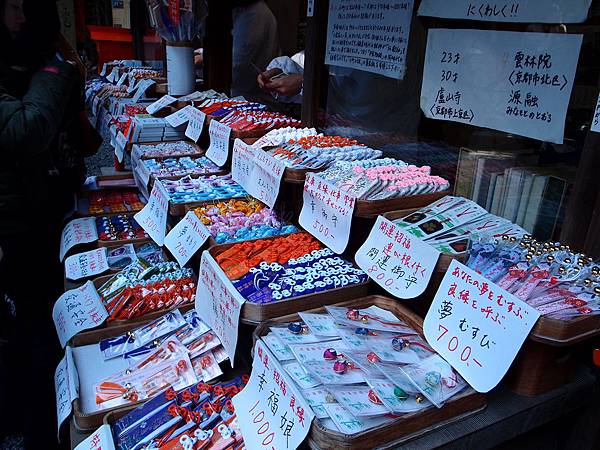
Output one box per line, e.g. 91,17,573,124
206,237,370,324
85,174,137,191
253,295,487,449
283,167,325,184
76,187,146,217
130,141,205,160
354,190,450,218
205,115,270,140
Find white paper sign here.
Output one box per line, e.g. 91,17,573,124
418,0,591,23
232,339,315,450
127,76,138,93
59,217,98,261
206,120,232,167
165,104,194,127
421,29,582,144
114,131,127,163
232,139,285,208
356,216,440,299
135,158,152,187
164,211,211,266
52,281,108,347
74,424,115,450
299,173,355,254
132,79,156,103
116,72,128,87
65,248,110,281
146,95,177,114
184,108,206,143
591,93,600,133
325,0,415,80
55,348,79,434
100,64,107,76
423,259,540,392
134,180,170,246
196,252,245,366
107,67,118,83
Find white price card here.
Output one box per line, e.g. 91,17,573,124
114,131,127,163
132,78,156,103
92,96,100,116
232,339,315,450
325,0,415,80
184,108,206,143
165,104,194,127
299,173,355,254
74,424,115,450
421,29,582,144
164,211,211,266
591,93,600,133
418,0,592,23
59,217,98,261
356,216,440,299
206,120,232,167
52,281,109,347
146,94,177,114
65,248,110,281
134,180,170,246
116,72,128,87
127,76,138,93
55,347,79,435
231,138,256,188
195,252,245,366
107,67,118,83
423,259,540,392
100,64,107,76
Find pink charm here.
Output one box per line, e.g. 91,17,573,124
323,348,337,361
333,358,348,374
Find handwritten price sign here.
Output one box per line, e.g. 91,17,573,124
299,173,355,254
206,120,232,167
114,131,128,163
164,211,211,266
132,78,156,103
231,138,255,187
74,424,115,450
55,349,79,435
356,216,440,299
232,339,315,450
146,94,177,114
423,259,540,392
65,248,110,281
184,108,206,143
59,217,98,261
195,252,245,366
165,105,194,127
134,180,169,246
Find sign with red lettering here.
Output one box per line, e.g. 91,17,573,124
164,211,211,266
65,248,110,281
73,424,115,450
232,339,315,450
114,131,127,163
196,252,245,366
299,173,355,254
206,120,232,167
134,180,170,246
356,216,440,298
423,259,540,392
59,217,98,261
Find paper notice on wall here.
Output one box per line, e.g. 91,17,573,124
164,211,211,266
421,29,582,144
134,180,170,246
418,0,592,23
59,217,98,261
65,248,110,281
325,0,415,80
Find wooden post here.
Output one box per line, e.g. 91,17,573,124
204,0,233,94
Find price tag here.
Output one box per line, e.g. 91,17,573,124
59,217,98,261
591,93,600,133
165,105,194,127
132,78,156,103
100,64,107,76
195,252,245,366
146,94,177,114
356,216,440,299
423,259,540,392
232,339,315,450
135,158,151,186
65,248,110,281
114,131,127,163
134,180,170,246
231,139,256,188
55,348,79,435
184,108,206,142
299,173,355,254
108,125,117,147
127,76,138,93
164,211,211,266
107,67,118,83
52,281,109,347
116,72,128,87
206,120,232,167
250,148,285,208
73,424,115,450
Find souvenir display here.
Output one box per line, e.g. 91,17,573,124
86,190,146,215
128,115,186,143
161,174,247,205
96,214,150,243
252,126,319,148
178,89,229,103
106,242,166,270
194,198,297,244
133,141,204,159
142,156,222,178
198,100,266,116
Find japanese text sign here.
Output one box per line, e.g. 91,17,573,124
116,72,128,87
195,252,245,366
52,281,108,347
146,95,177,114
591,93,600,133
59,217,98,261
232,139,285,208
184,108,206,143
423,259,540,392
165,105,194,127
325,0,415,80
299,173,355,254
134,180,170,246
55,348,79,435
232,339,315,450
115,131,127,163
74,425,115,450
421,29,582,144
65,248,110,281
356,216,440,299
165,211,211,266
132,78,156,103
206,120,232,167
418,0,591,23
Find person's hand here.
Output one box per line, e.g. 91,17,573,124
257,68,283,90
265,74,303,97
